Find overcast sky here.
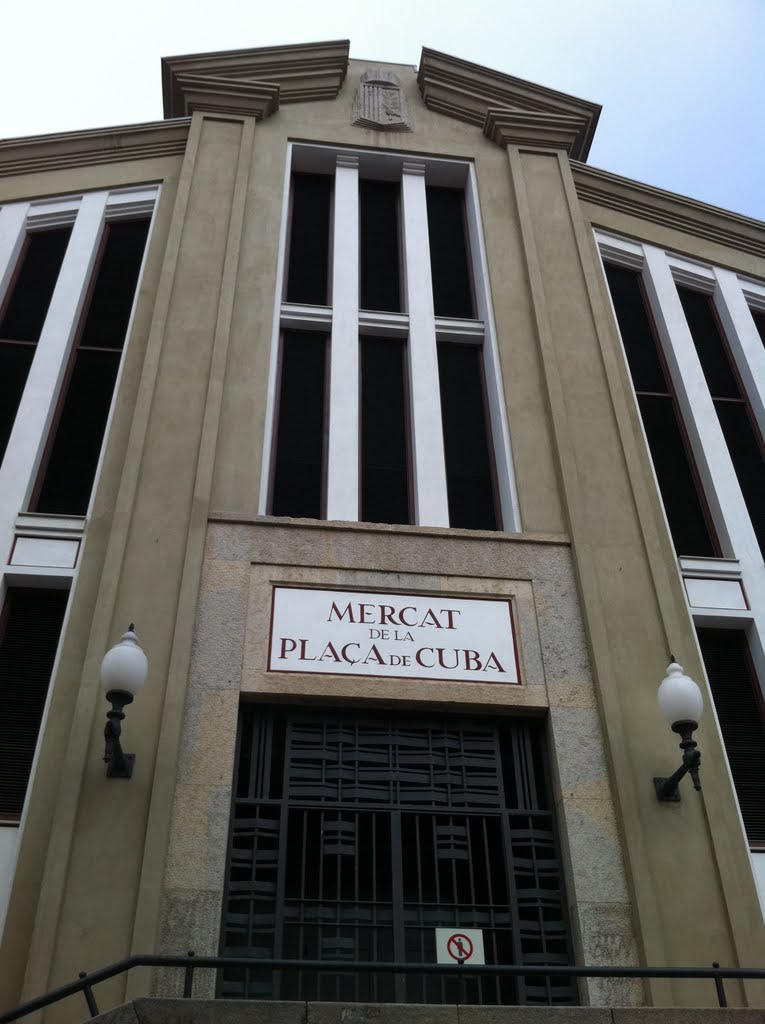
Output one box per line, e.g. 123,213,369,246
2,0,763,221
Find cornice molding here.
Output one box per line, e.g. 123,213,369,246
173,74,279,120
418,47,600,161
573,162,765,259
162,40,350,120
484,108,589,155
0,121,189,179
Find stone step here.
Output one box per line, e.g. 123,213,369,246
88,999,765,1024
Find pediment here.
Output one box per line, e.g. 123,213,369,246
162,40,350,120
418,48,600,160
161,40,599,157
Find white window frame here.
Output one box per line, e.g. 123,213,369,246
258,143,520,532
0,186,159,594
0,185,159,936
596,229,765,913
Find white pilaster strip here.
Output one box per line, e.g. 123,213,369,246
258,145,293,515
0,203,29,308
712,267,765,438
642,244,760,565
465,163,520,531
326,154,360,520
401,162,449,527
0,191,106,570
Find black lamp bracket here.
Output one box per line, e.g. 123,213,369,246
654,720,701,801
104,690,135,778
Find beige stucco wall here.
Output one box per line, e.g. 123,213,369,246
0,51,764,1022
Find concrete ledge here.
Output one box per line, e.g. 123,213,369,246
88,1001,765,1024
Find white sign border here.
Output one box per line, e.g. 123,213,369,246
267,585,522,686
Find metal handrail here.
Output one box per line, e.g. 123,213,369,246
2,953,764,1022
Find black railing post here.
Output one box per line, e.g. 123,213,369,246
712,961,727,1007
77,973,99,1019
183,951,196,998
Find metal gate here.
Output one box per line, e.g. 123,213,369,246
219,707,575,1005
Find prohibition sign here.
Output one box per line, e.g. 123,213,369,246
446,933,474,962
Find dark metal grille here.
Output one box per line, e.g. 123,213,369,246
220,707,574,1006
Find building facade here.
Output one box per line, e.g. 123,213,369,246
0,41,764,1020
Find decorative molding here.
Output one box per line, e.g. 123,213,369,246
352,69,412,132
162,40,350,119
357,310,409,337
417,47,600,161
0,121,189,179
670,263,716,293
595,235,645,272
741,281,765,312
678,555,742,580
484,108,589,155
172,74,279,120
434,317,484,343
26,198,81,230
574,162,765,259
105,188,160,222
14,512,86,541
279,302,333,332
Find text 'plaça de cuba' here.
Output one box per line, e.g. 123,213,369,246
269,590,520,683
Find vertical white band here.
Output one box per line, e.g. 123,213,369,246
326,155,360,521
0,203,29,309
401,163,449,527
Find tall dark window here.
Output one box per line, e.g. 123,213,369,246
679,287,765,558
426,186,474,319
360,336,411,524
751,307,765,347
359,180,401,313
270,332,327,518
28,220,150,516
0,229,71,467
605,265,718,557
438,343,498,531
220,707,574,1006
697,629,765,847
286,173,332,306
0,587,68,821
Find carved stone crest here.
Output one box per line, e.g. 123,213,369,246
352,69,412,132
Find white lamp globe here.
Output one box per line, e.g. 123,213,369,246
657,659,703,727
100,625,148,697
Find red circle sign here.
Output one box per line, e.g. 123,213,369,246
447,933,474,962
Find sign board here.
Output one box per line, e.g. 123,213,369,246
268,587,520,684
435,928,485,965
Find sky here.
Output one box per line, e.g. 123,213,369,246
1,0,764,221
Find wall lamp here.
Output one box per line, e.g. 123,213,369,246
654,657,703,802
100,624,147,778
